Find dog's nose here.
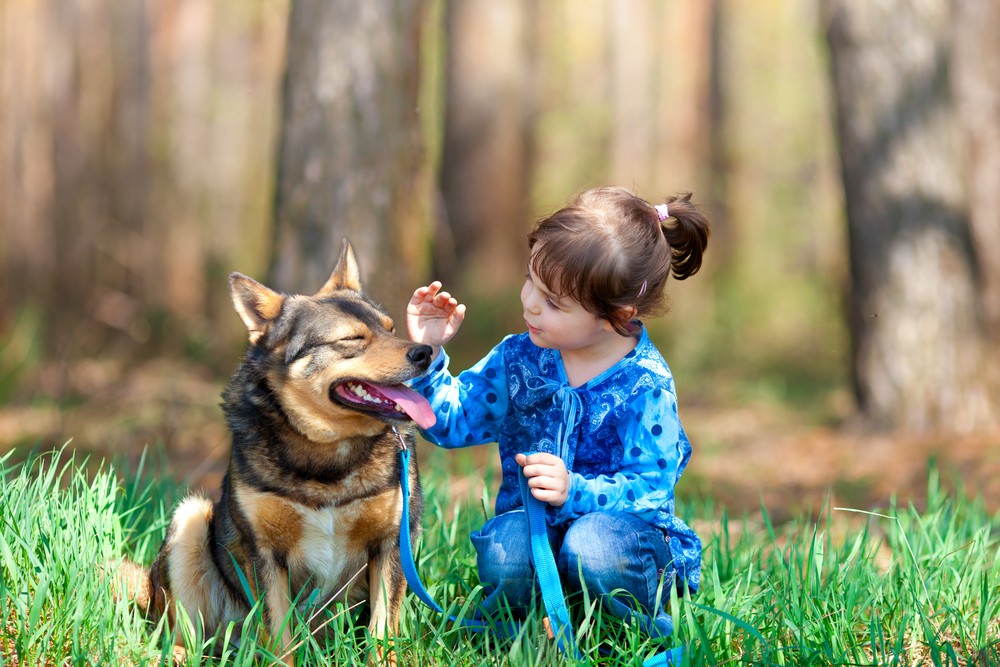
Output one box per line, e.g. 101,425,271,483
407,344,433,370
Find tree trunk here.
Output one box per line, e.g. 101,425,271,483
271,0,430,321
437,0,534,296
609,0,656,184
953,0,1000,341
0,0,54,332
823,0,999,432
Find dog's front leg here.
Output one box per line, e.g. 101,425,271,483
258,557,296,667
367,546,405,665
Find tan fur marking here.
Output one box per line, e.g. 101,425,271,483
347,489,402,550
248,493,304,551
271,364,384,443
261,564,294,666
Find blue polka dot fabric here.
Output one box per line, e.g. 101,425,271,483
409,326,702,593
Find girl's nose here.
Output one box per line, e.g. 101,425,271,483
522,288,541,313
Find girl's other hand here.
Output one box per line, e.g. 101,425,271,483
406,281,467,350
516,452,570,507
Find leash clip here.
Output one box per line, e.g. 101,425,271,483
391,426,409,452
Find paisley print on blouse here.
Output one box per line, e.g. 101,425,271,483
410,327,702,592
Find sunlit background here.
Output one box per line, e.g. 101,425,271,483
1,0,997,514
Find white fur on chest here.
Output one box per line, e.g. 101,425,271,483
288,504,369,599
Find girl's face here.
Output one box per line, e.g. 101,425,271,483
520,262,616,354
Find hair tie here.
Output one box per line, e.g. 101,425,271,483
654,204,669,221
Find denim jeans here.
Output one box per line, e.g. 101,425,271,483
470,510,676,638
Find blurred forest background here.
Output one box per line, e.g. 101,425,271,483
1,0,998,517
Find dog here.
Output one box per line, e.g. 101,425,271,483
119,240,436,664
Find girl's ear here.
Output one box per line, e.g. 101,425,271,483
617,306,638,323
601,306,639,333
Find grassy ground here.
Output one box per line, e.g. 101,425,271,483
0,446,997,666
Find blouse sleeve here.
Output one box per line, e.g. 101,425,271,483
549,385,685,525
407,339,510,448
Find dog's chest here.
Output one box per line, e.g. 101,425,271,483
237,486,402,595
294,504,371,589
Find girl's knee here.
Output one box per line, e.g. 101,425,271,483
471,511,534,587
559,512,669,604
559,513,633,582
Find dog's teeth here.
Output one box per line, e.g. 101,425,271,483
345,382,391,406
347,382,396,412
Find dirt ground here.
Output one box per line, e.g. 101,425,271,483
2,359,998,522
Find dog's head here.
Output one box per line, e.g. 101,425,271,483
229,240,436,442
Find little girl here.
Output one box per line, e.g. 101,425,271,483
406,186,709,638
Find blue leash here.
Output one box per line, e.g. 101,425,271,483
397,442,444,614
394,429,681,665
518,472,580,657
398,438,502,633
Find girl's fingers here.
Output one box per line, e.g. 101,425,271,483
521,462,564,478
530,487,567,506
410,282,466,319
526,474,565,491
531,488,555,502
522,464,547,479
415,282,442,303
411,282,442,301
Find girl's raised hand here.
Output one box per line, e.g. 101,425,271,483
407,281,467,349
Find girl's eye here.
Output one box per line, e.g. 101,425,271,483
544,297,559,310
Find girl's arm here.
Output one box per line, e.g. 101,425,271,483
407,338,511,449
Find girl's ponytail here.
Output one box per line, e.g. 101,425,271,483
660,192,710,280
526,186,709,332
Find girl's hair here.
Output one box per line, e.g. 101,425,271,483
527,186,710,335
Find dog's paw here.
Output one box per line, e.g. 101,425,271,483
167,643,187,666
106,558,152,613
371,645,398,667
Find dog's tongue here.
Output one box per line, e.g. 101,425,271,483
379,384,437,429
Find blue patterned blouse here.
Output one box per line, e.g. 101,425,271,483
410,326,702,592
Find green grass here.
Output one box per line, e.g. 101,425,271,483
0,447,997,666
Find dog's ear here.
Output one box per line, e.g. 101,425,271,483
230,273,286,344
316,238,362,295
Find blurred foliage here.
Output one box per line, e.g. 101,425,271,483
0,1,850,444
0,308,44,405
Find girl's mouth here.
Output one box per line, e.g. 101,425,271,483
525,321,541,335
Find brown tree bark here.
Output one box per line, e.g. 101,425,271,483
823,0,999,432
953,0,1000,341
436,0,535,296
271,0,430,321
0,0,55,332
